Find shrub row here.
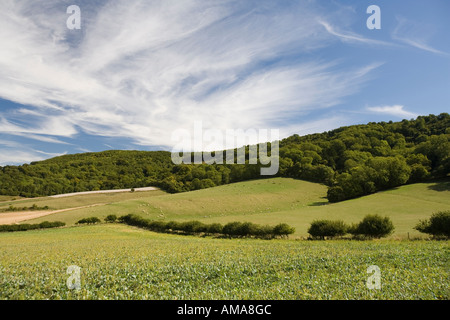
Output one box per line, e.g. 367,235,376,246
118,214,295,239
2,204,49,212
0,221,65,233
308,214,395,240
77,217,101,224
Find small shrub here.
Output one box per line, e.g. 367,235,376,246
179,221,207,234
308,220,348,239
236,222,259,237
351,214,394,239
414,211,450,238
105,215,117,223
327,186,347,203
166,221,182,231
255,225,275,239
148,220,168,232
222,222,243,237
207,223,223,234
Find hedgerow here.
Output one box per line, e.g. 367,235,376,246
118,214,295,239
0,221,65,233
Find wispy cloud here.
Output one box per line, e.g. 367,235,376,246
0,147,66,166
367,105,418,119
318,20,393,46
392,15,448,56
0,0,384,164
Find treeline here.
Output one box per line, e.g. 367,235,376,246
0,113,449,202
118,214,295,239
0,221,65,233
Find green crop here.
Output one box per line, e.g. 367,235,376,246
0,224,448,300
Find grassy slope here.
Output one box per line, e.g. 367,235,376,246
0,224,448,299
0,189,166,210
22,177,450,239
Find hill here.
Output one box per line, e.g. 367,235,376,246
16,177,450,238
0,113,449,203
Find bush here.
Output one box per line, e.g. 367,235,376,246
327,186,347,203
148,220,168,232
77,217,101,224
273,223,296,238
222,222,244,237
236,222,259,237
207,223,223,234
179,221,207,234
351,214,394,239
255,225,276,239
105,215,117,223
414,211,450,238
308,220,348,239
166,221,182,231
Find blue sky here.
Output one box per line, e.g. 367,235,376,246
0,0,449,165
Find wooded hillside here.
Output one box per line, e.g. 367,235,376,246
1,113,448,202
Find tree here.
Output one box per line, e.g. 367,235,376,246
307,220,348,239
273,223,295,238
350,215,394,239
414,211,450,238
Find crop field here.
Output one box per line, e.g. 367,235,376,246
0,224,448,300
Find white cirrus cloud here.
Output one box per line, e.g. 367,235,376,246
0,0,383,155
391,15,449,56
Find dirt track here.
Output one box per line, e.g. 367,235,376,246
0,204,103,225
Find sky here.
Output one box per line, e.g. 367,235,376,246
0,0,449,165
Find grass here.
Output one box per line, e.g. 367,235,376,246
23,178,450,239
0,224,447,300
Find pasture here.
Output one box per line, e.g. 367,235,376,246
10,177,450,239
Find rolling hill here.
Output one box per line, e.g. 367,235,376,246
6,177,449,239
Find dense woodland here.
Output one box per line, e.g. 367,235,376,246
0,113,449,202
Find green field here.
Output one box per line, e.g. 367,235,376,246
0,178,449,300
15,177,450,239
0,224,448,300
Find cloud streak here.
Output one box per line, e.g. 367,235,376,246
391,15,448,56
318,20,393,47
367,105,418,119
